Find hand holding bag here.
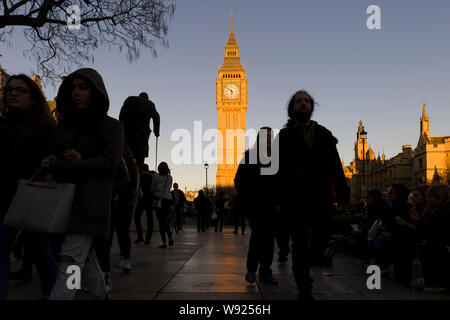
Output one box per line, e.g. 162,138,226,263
3,169,76,235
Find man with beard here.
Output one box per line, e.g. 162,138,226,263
276,90,348,300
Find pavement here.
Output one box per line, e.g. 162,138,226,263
6,219,450,300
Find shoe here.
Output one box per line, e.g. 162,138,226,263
104,272,112,293
245,272,256,283
10,269,32,282
122,261,132,274
144,240,151,245
159,243,167,248
134,238,144,244
278,256,288,263
168,239,174,246
116,257,124,268
259,274,278,285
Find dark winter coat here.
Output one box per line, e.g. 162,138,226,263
0,108,56,218
277,122,348,211
46,68,124,239
234,149,278,218
119,96,160,159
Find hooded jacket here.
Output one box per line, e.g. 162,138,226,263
46,68,124,239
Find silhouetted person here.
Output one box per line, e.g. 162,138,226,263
214,192,226,232
134,164,156,244
276,90,348,300
232,195,246,235
119,92,160,171
171,183,186,230
194,190,211,232
235,127,278,285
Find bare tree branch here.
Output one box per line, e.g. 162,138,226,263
0,0,176,82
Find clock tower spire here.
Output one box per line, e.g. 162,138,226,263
216,13,247,187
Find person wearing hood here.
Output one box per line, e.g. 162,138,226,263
0,74,57,300
41,68,124,300
276,90,348,300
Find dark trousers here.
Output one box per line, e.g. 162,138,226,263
134,198,153,242
175,205,184,229
289,206,332,295
156,199,172,243
197,213,207,232
95,199,117,273
234,215,246,234
116,202,135,259
214,210,224,232
247,215,275,276
275,212,291,257
0,220,10,299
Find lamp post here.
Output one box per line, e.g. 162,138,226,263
360,130,367,195
204,162,209,192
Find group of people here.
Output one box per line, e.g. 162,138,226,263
356,183,450,290
234,91,349,300
0,68,186,300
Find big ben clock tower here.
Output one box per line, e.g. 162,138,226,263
216,13,247,187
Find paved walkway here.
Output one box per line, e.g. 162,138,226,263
6,222,450,300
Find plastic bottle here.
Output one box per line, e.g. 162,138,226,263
411,253,424,293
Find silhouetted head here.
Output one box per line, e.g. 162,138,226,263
411,186,428,209
139,92,149,100
367,189,384,207
142,164,149,172
388,184,410,203
198,190,204,197
285,90,315,127
157,162,170,176
173,183,179,189
3,74,51,118
426,184,450,209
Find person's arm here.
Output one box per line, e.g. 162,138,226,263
48,121,124,179
152,104,160,137
329,135,349,205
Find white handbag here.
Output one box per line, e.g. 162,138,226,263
4,175,76,235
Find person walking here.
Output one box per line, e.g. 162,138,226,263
235,127,278,285
276,90,348,300
194,190,211,232
0,74,57,300
151,162,173,248
134,164,156,244
214,192,226,232
119,92,160,171
232,194,246,235
171,183,186,231
42,68,124,300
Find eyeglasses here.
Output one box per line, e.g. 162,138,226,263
5,86,31,95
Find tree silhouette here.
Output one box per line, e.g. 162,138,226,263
0,0,175,80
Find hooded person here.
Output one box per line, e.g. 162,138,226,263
41,68,124,300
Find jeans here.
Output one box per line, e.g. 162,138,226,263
50,234,106,300
156,199,172,244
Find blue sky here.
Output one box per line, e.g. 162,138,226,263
2,0,450,191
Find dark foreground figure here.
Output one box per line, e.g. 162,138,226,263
277,90,348,300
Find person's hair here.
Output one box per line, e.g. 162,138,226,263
285,90,315,128
139,92,149,100
391,184,410,203
157,161,170,176
426,184,450,209
367,189,385,206
2,74,51,118
413,185,429,201
142,163,149,172
173,183,178,188
198,190,204,196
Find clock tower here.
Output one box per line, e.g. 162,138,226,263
216,13,247,187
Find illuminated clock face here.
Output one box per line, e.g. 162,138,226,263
223,83,240,99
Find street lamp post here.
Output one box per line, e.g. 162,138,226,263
360,130,367,196
204,162,209,192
